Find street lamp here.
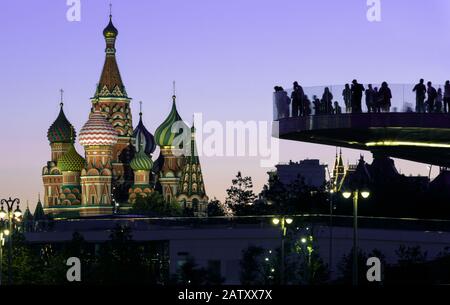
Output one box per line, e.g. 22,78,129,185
341,187,370,286
324,163,335,277
0,197,21,285
340,156,371,286
0,228,9,286
272,216,293,285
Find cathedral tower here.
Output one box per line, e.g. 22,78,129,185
79,110,119,216
43,97,75,208
332,148,345,191
154,93,188,203
177,123,208,216
92,14,134,201
129,103,156,203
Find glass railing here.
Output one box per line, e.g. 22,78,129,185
273,83,449,120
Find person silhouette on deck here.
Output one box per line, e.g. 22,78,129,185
444,80,450,113
322,87,333,114
413,79,427,113
378,82,392,112
291,81,304,117
426,81,437,113
365,84,375,113
351,79,365,113
342,84,352,113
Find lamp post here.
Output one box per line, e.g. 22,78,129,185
272,216,293,285
342,189,369,286
0,197,22,285
324,164,334,277
0,228,10,286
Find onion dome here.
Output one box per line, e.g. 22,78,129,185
103,15,118,38
79,110,118,146
47,103,76,144
154,95,188,148
57,144,85,172
133,107,156,154
130,149,153,171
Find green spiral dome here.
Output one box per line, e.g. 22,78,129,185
130,149,153,171
57,144,85,172
154,97,188,148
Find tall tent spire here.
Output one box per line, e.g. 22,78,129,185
94,10,127,98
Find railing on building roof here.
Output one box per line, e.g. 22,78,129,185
273,83,448,121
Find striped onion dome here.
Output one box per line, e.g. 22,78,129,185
154,96,188,148
79,110,118,146
57,144,85,172
47,104,76,144
130,149,153,171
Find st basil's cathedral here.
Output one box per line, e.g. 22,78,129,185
41,15,208,217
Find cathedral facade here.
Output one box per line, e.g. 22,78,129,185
42,15,208,218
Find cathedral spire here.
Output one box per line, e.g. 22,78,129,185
94,11,127,98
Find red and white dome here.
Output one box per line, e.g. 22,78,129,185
79,111,118,146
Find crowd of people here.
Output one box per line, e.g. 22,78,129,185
412,79,450,113
274,79,450,119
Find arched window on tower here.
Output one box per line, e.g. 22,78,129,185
192,198,199,212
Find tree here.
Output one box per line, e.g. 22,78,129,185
292,236,329,284
207,199,226,217
259,174,328,215
131,191,166,215
173,256,206,285
93,224,157,284
226,172,257,215
240,246,278,285
131,191,182,217
395,245,427,266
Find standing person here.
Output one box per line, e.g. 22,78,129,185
303,95,311,115
351,79,365,113
333,101,342,114
273,86,291,119
435,88,443,113
312,95,321,115
322,87,333,114
291,81,304,117
342,84,352,113
426,81,437,113
413,79,427,113
373,87,380,112
365,84,375,113
444,80,450,113
378,82,392,112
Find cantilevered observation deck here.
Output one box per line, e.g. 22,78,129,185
273,84,450,167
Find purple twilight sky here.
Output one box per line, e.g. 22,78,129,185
1,0,450,211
